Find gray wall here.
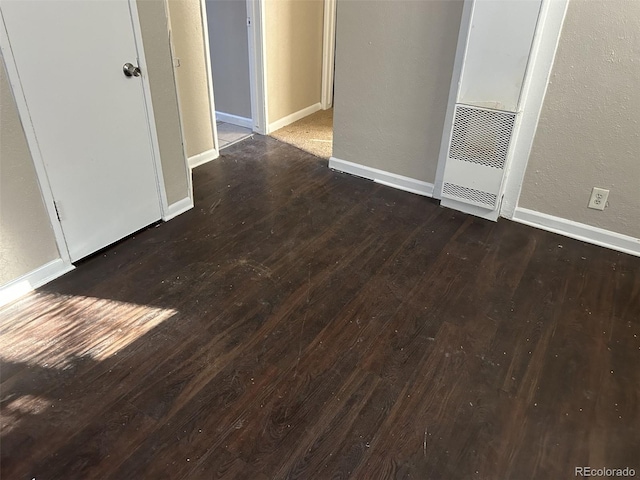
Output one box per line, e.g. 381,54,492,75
0,55,59,285
137,0,191,204
519,0,640,238
266,0,324,124
207,0,252,119
167,0,214,158
332,0,464,183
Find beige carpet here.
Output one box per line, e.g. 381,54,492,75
270,108,333,159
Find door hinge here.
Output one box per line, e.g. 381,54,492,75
53,201,62,221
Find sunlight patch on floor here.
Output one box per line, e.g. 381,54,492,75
0,293,177,369
0,394,50,435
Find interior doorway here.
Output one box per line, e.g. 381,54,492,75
266,0,336,159
204,0,338,158
170,0,337,166
206,0,252,131
205,0,255,150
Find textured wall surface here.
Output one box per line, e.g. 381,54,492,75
137,0,191,204
266,0,324,124
332,0,464,183
207,0,252,119
0,56,59,285
519,0,640,238
167,0,214,158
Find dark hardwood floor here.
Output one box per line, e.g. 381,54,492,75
1,135,639,479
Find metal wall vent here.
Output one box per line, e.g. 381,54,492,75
443,182,497,208
449,105,516,169
441,104,517,211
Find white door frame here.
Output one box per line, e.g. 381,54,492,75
499,0,569,219
0,0,172,264
199,0,268,135
164,4,198,193
170,0,221,169
245,0,269,134
195,0,220,162
321,0,337,110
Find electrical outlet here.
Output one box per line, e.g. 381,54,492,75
588,187,609,210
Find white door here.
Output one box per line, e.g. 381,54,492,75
1,0,162,261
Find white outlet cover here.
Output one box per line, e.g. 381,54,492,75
588,187,609,210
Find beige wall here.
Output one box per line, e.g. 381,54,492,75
519,0,640,238
137,0,191,204
265,0,324,124
0,55,59,285
207,0,252,119
332,0,464,183
166,0,214,158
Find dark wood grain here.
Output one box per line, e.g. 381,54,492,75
1,135,638,480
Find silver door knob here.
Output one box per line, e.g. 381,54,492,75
123,62,141,77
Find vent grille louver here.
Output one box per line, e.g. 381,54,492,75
449,106,515,169
441,104,516,211
443,182,497,208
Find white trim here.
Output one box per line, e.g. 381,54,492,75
500,0,570,219
321,0,337,110
198,0,221,157
163,196,194,221
188,148,218,169
129,0,173,218
268,102,322,134
0,259,74,308
164,0,196,208
329,157,434,198
215,112,253,129
246,0,268,135
441,197,500,221
0,9,74,266
433,0,475,199
512,208,640,257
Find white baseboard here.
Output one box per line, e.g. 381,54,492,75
163,196,194,221
215,112,253,129
329,157,434,198
0,259,74,308
188,148,219,169
512,207,640,257
441,196,500,222
268,102,322,134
